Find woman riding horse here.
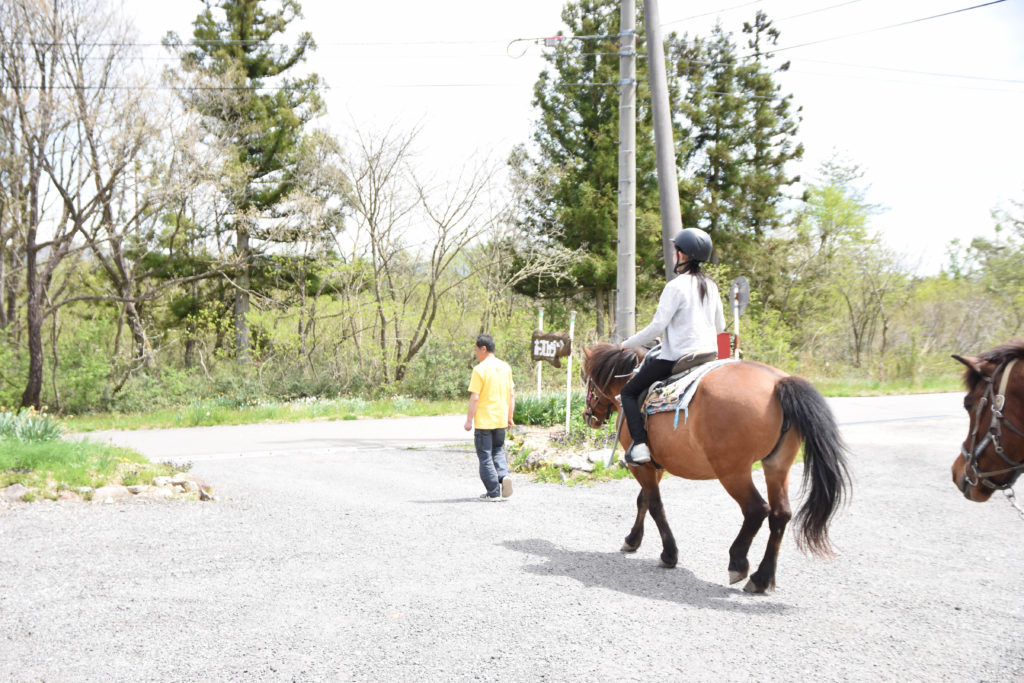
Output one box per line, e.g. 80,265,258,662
620,228,725,465
581,343,851,593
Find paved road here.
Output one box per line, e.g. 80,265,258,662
3,392,1023,681
80,392,965,464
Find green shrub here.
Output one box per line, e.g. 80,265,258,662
402,339,472,400
0,344,26,408
51,319,113,413
514,392,587,427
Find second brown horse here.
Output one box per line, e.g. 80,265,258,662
582,343,851,593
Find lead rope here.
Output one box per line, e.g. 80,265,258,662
606,407,624,468
1003,488,1024,521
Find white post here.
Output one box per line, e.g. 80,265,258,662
565,310,577,433
614,0,637,343
732,282,740,359
536,307,544,398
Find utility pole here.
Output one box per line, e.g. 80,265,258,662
643,0,683,281
614,0,637,343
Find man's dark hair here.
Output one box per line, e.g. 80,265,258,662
476,334,495,353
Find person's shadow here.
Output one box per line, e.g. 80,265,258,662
501,538,792,613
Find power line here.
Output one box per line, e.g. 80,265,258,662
770,0,1009,54
776,0,867,22
785,65,1024,94
660,0,764,28
795,58,1024,85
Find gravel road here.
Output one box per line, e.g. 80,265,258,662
2,393,1023,682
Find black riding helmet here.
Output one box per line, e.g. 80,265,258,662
672,228,713,263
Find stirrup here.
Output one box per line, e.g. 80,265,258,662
625,442,651,465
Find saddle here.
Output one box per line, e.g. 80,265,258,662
641,351,735,430
635,349,719,406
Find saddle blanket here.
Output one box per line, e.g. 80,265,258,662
643,358,737,429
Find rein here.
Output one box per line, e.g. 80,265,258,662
961,358,1024,493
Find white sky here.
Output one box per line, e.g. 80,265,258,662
122,0,1024,275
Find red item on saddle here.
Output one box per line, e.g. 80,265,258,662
717,332,731,359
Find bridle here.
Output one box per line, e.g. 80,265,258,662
582,359,637,428
960,358,1024,493
582,372,621,427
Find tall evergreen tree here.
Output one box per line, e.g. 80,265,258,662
515,0,670,336
670,12,802,268
166,0,322,358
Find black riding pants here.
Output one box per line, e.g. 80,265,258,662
620,357,676,445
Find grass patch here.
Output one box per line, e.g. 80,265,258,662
529,459,634,485
1,409,189,499
808,374,962,397
0,438,184,494
65,396,465,431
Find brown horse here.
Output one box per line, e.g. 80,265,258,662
581,343,851,593
952,339,1024,501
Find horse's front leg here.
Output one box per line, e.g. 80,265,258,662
621,489,647,552
631,466,677,568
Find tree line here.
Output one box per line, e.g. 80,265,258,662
0,0,1019,413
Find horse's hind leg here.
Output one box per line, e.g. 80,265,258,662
744,460,793,594
720,473,770,586
630,467,677,568
621,489,648,552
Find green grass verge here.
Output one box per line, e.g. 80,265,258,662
66,397,465,431
808,374,962,397
0,438,186,500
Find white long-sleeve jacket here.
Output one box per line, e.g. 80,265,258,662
622,274,725,361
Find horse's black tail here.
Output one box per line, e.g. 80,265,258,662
776,376,851,558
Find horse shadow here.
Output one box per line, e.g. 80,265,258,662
501,538,792,613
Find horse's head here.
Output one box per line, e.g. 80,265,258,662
952,340,1024,502
581,343,640,428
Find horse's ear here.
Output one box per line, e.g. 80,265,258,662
952,354,982,373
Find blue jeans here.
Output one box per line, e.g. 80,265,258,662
474,428,508,497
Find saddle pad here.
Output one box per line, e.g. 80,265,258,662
643,358,737,429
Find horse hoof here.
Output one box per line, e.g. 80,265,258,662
659,558,677,569
620,543,638,553
729,570,748,585
742,579,774,594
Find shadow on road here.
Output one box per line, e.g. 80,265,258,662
502,538,792,613
412,497,494,505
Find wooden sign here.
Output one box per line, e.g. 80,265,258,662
531,331,572,368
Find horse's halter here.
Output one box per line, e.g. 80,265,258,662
582,372,619,427
583,364,636,427
960,358,1024,494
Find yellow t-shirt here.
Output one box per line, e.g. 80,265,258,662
468,355,514,429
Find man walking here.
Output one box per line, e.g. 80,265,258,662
464,334,515,501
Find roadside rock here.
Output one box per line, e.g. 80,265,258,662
93,486,133,503
512,426,618,474
2,483,28,501
566,454,594,473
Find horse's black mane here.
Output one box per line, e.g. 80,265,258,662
963,338,1024,389
584,342,641,388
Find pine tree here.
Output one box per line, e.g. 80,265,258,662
515,0,669,335
671,12,802,268
167,0,322,358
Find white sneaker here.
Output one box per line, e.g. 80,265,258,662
479,492,502,502
625,442,651,465
501,476,513,498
